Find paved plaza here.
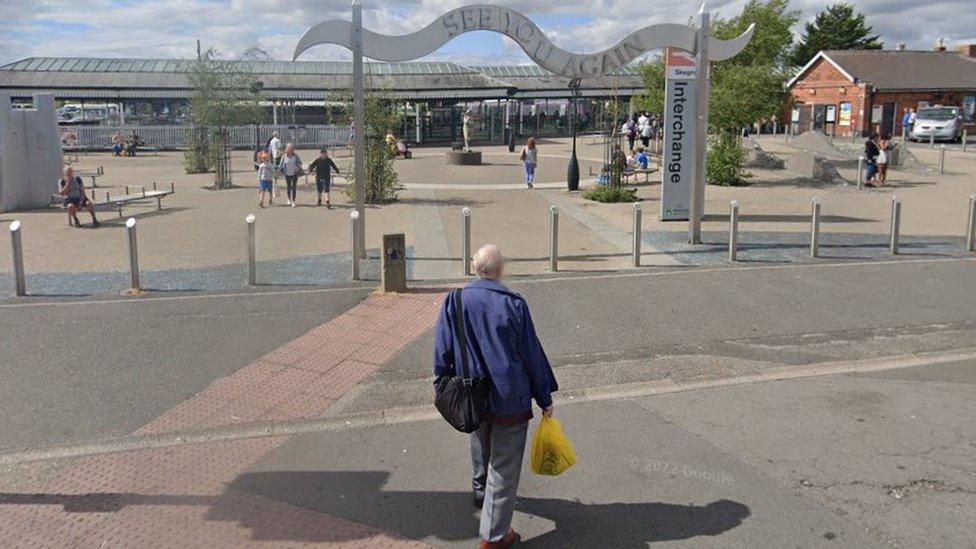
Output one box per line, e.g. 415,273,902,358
3,135,976,295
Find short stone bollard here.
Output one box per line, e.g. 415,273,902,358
728,201,739,262
632,202,642,267
245,214,257,286
350,210,361,281
889,196,902,255
125,218,141,292
9,221,25,297
381,233,407,293
461,207,472,276
549,205,559,272
810,198,822,258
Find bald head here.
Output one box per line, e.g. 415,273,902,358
472,244,504,280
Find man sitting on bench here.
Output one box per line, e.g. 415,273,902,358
58,166,100,228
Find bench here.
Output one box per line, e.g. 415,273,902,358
73,166,105,188
630,167,658,183
51,182,176,217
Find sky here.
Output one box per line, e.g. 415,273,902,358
2,0,975,67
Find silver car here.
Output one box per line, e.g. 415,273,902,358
911,106,963,142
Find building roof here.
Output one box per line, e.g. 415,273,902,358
0,57,643,101
789,50,976,91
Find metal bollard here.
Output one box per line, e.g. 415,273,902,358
9,221,25,297
350,210,361,281
889,196,902,255
632,202,642,267
966,194,976,253
939,145,946,175
929,134,934,149
549,205,559,272
810,197,822,258
125,218,140,291
245,214,256,286
461,207,472,276
728,200,739,262
963,130,969,153
857,156,865,191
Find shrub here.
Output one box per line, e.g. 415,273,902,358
706,133,751,186
583,185,639,203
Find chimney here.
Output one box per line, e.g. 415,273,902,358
896,42,907,51
934,37,947,52
955,44,976,58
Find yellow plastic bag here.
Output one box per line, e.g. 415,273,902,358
530,416,577,476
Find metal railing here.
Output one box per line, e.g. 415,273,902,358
59,124,348,151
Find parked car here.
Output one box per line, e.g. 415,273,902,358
911,106,963,142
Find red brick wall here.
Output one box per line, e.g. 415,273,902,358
788,56,976,137
789,57,867,137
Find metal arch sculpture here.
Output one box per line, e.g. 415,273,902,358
294,4,754,77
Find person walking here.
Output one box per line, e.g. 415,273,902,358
308,148,340,208
519,137,538,189
640,118,652,149
901,108,913,140
58,166,100,227
257,151,274,208
278,143,303,207
267,132,283,165
434,244,557,549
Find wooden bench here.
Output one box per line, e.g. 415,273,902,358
51,182,176,217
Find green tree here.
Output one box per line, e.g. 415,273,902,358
335,90,404,204
184,48,265,187
633,55,666,118
790,4,882,68
707,0,799,185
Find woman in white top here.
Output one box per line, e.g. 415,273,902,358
519,137,538,189
278,143,303,207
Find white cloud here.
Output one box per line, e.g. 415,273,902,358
2,0,976,67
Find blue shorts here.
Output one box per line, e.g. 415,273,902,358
259,180,273,192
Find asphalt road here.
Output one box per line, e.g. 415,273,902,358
0,287,371,450
239,357,976,547
1,257,974,453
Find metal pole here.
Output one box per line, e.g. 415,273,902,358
9,221,25,297
632,202,642,267
929,134,934,149
245,214,256,286
549,205,559,272
728,200,739,262
352,0,366,259
810,197,822,258
461,207,472,276
125,218,140,291
350,210,361,281
963,129,969,153
857,156,864,191
939,145,946,175
689,9,710,245
889,196,901,255
966,194,976,253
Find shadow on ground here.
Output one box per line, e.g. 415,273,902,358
222,471,750,546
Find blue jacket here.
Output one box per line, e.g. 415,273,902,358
434,279,557,422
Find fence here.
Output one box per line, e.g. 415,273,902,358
60,124,348,151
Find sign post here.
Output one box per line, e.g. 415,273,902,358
689,9,710,244
351,0,366,259
660,48,697,222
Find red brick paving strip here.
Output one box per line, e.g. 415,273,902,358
1,290,449,547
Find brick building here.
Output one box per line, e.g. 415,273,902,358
787,46,976,138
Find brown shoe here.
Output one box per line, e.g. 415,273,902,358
478,528,519,548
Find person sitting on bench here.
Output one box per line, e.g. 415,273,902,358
58,166,100,228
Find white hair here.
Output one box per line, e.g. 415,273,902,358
472,244,504,279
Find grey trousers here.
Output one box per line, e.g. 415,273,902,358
471,420,529,542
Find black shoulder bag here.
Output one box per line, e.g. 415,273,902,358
434,290,489,433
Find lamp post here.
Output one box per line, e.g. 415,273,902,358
567,78,581,191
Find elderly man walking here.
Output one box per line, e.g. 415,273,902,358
434,244,558,548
